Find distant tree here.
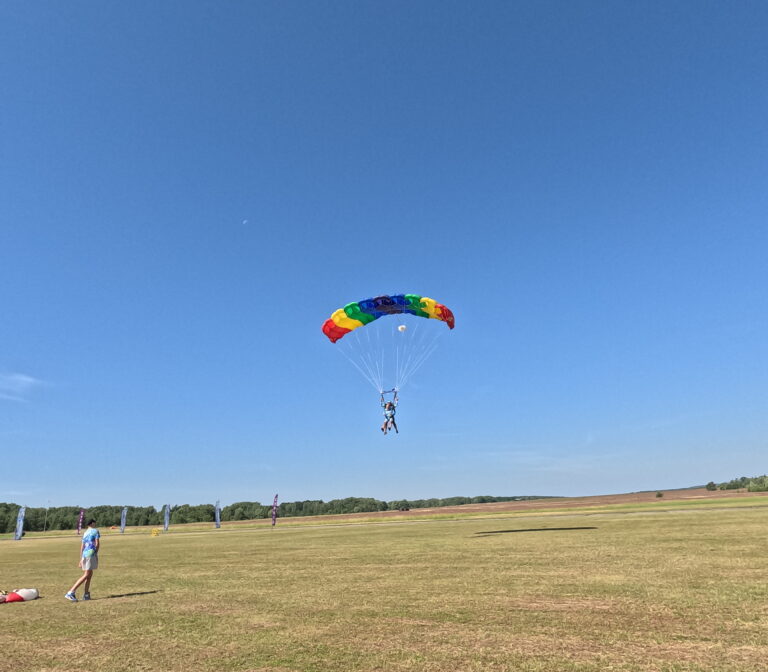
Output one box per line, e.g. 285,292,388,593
656,491,664,498
0,504,18,533
0,494,559,530
23,507,45,531
705,482,717,491
221,502,267,521
720,476,750,490
746,476,768,492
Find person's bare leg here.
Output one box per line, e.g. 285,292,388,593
69,570,92,595
83,571,93,595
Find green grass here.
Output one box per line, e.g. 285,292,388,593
3,506,768,671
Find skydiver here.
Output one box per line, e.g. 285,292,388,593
380,392,398,435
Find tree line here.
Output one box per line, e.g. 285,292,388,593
705,475,768,492
0,495,548,534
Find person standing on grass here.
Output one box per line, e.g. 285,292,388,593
65,518,100,602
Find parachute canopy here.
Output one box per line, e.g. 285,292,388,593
322,294,455,343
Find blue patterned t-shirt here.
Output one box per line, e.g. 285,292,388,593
82,528,100,558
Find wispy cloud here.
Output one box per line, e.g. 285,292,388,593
0,373,44,402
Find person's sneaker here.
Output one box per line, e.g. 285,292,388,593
82,593,91,601
64,592,77,602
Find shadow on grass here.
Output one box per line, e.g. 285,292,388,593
475,526,597,536
98,590,161,600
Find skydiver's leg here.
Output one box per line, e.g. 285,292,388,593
391,418,398,433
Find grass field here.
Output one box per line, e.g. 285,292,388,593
3,503,768,671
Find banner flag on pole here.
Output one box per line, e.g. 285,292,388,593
120,506,128,533
163,504,170,531
271,494,278,527
77,508,85,535
14,506,26,541
214,500,221,529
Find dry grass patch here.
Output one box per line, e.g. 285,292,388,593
2,507,768,671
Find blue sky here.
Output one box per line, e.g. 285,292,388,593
2,2,767,508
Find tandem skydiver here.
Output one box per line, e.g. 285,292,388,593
380,390,398,435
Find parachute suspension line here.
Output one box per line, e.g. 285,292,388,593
334,311,447,395
394,321,411,391
363,319,384,393
399,338,441,389
361,323,384,392
337,322,384,393
374,323,385,392
396,320,411,390
397,319,422,389
395,324,401,392
396,320,444,390
336,342,380,392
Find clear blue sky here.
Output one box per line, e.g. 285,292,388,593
2,2,766,508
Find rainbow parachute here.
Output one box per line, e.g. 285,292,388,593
322,294,455,343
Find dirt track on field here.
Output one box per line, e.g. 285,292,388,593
227,487,768,527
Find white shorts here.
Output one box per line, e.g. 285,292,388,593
82,554,98,571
